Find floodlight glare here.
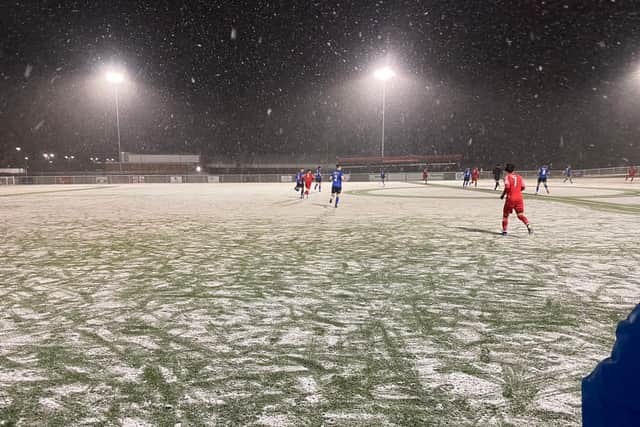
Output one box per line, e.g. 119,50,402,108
374,67,396,81
106,71,125,84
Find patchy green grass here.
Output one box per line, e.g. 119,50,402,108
0,181,638,425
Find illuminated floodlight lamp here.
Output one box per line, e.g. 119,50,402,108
374,67,396,81
105,71,125,84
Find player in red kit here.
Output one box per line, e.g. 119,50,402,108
500,163,532,236
303,169,314,198
471,167,480,188
626,165,637,182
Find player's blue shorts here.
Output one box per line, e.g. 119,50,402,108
331,185,342,194
316,176,322,182
537,177,547,183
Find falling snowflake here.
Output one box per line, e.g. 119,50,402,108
230,27,237,40
24,64,33,79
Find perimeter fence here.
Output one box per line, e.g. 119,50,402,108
0,166,635,186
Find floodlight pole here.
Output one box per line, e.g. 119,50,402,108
381,82,386,159
374,67,394,159
114,85,122,173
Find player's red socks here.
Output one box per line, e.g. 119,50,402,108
503,215,529,233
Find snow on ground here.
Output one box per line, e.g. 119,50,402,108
0,178,639,425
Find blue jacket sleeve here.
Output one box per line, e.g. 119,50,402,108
582,304,640,426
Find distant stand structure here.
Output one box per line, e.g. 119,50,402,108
335,154,463,173
105,152,201,174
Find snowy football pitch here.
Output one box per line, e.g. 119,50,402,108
1,179,639,426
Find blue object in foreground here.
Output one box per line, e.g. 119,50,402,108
582,304,640,426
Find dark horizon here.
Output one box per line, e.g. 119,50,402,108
2,1,640,171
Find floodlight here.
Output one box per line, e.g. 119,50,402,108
106,71,124,84
374,67,396,81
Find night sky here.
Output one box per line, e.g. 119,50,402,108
1,0,640,170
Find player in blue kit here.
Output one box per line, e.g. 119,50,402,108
314,166,323,191
380,169,386,186
329,165,345,208
536,165,550,194
563,165,574,183
294,168,305,198
462,168,471,188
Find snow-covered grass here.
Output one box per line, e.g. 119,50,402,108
0,179,638,425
